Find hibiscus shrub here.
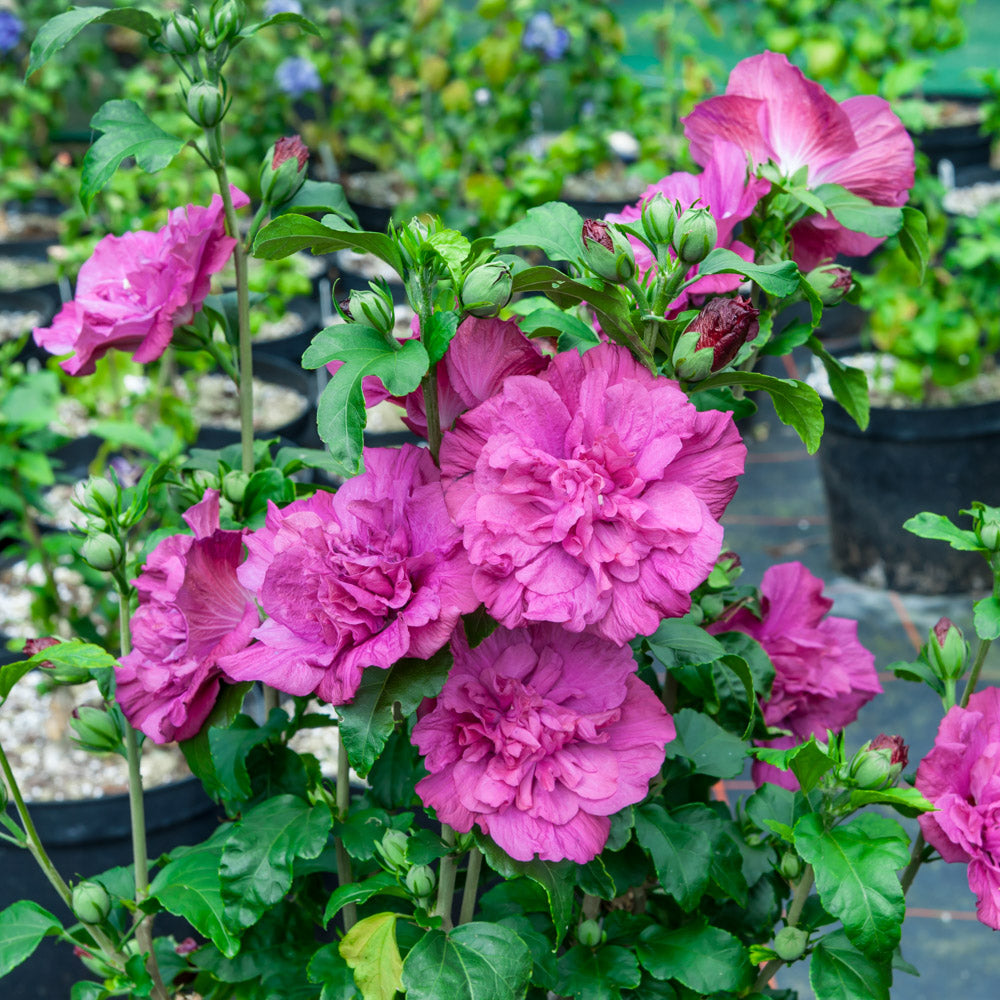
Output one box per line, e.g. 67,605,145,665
6,7,999,1000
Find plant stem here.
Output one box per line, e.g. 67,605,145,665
434,826,458,930
458,848,483,926
751,864,814,993
421,371,442,462
335,728,357,932
961,638,992,709
900,832,927,894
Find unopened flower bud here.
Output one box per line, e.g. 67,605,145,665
259,135,309,206
377,829,409,870
348,286,395,336
81,533,123,572
72,881,112,925
161,12,202,55
581,219,635,283
186,81,226,127
773,926,807,961
640,194,677,246
222,470,249,504
849,734,909,789
779,851,803,881
79,477,118,517
926,617,967,681
974,508,1000,550
672,207,717,265
192,470,219,493
405,865,436,898
577,919,602,947
672,296,759,380
71,706,124,754
806,264,854,307
461,261,513,318
209,0,245,42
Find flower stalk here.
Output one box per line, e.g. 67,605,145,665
458,848,483,926
434,826,458,930
335,727,357,932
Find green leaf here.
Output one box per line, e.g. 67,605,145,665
179,682,254,800
428,230,473,280
516,307,602,354
81,100,187,210
401,923,532,1000
557,944,642,999
974,596,1000,641
794,813,910,960
698,371,824,453
493,202,586,266
340,912,404,1000
253,213,403,274
423,310,461,365
745,783,809,841
576,857,616,900
889,657,945,695
26,7,159,78
2,640,119,703
274,180,358,225
809,338,870,431
240,10,321,37
763,319,816,356
752,736,834,793
809,930,891,1000
813,184,904,239
848,787,935,817
205,708,288,804
636,921,752,994
898,206,929,282
323,873,405,927
0,901,62,978
243,468,296,520
647,618,728,670
338,649,453,778
902,512,983,551
309,327,429,478
220,794,333,930
665,708,746,779
462,606,500,648
634,803,712,911
308,942,362,1000
696,248,800,297
149,841,240,957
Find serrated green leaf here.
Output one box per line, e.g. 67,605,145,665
752,736,833,793
974,596,1000,641
0,901,62,978
813,184,904,239
636,921,753,994
26,7,159,78
308,942,362,1000
809,930,891,1000
493,202,586,266
240,10,320,38
423,310,461,365
81,100,187,210
557,944,642,999
902,512,983,551
848,786,935,816
338,649,452,778
809,338,870,431
254,213,403,273
401,923,532,1000
323,873,405,927
275,180,358,226
899,206,929,282
340,912,403,1000
179,682,254,800
794,813,910,959
634,803,712,911
696,248,800,297
1,640,118,703
517,307,602,353
204,708,288,804
763,319,815,356
665,708,746,778
745,783,809,839
576,857,616,900
888,657,945,695
220,795,332,930
428,230,472,280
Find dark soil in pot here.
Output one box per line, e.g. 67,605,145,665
914,98,990,173
1,287,59,359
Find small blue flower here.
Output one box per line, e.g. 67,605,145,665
0,10,23,54
264,0,303,16
275,56,322,99
521,11,570,61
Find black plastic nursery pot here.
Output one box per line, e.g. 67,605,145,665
250,295,322,367
818,393,1000,594
0,777,220,1000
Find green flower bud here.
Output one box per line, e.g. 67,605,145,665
672,296,760,381
161,12,202,56
773,926,808,962
640,194,677,246
209,0,245,43
848,734,909,790
186,81,226,128
222,470,249,505
581,219,636,284
805,264,854,307
81,533,123,572
191,470,219,493
405,865,436,898
576,919,602,947
461,261,513,318
672,207,717,266
78,477,118,518
926,617,967,681
377,829,409,871
72,881,112,925
259,136,309,207
348,285,396,337
974,507,1000,550
70,706,124,754
778,851,803,881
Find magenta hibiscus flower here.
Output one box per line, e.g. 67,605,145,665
682,52,914,269
34,188,250,375
413,624,674,863
116,490,258,744
916,688,1000,929
439,342,746,646
709,561,881,789
606,141,770,312
219,446,476,705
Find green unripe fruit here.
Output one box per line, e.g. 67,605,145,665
405,865,436,898
779,851,803,881
672,207,717,266
81,533,123,572
461,261,513,318
72,881,112,925
186,81,226,127
577,919,602,947
773,926,808,961
222,470,249,505
377,829,409,870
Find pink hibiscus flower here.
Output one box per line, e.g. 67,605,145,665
115,490,258,744
709,561,881,789
606,141,770,312
439,342,746,646
34,188,250,375
219,445,476,705
916,688,1000,929
413,624,675,863
682,52,914,269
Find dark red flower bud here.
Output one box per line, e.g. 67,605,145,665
934,617,954,648
272,134,309,171
581,219,636,283
582,218,614,253
689,296,759,372
23,636,60,657
175,937,199,956
869,733,909,769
